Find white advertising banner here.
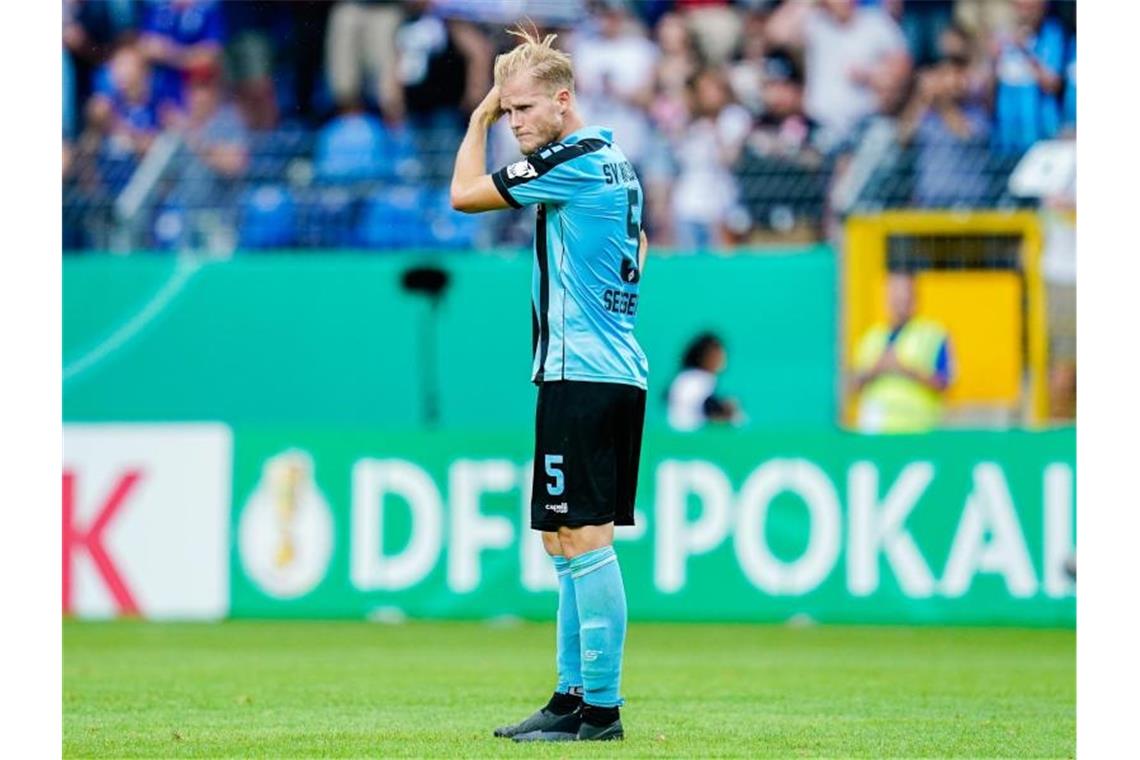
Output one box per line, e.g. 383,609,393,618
63,424,232,620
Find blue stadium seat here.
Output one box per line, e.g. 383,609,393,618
314,113,420,184
239,184,296,249
357,185,436,249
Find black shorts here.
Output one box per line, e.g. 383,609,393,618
530,380,647,531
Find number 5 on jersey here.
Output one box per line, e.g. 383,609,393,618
626,187,641,239
544,454,565,496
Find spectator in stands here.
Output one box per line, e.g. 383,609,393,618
64,0,141,133
325,0,405,121
644,11,700,244
667,332,744,432
851,271,953,434
395,0,493,185
751,49,817,160
726,9,769,118
767,0,911,154
989,0,1065,154
671,67,752,249
152,65,249,251
649,12,698,140
138,0,225,111
169,65,249,207
86,43,167,160
571,0,658,170
220,1,280,130
734,48,824,237
80,43,174,199
897,24,991,208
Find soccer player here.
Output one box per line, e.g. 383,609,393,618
449,26,649,743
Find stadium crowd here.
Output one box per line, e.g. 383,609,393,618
62,0,1077,253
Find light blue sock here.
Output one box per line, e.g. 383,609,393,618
551,556,582,694
569,546,627,708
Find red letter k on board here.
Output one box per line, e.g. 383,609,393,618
62,470,142,616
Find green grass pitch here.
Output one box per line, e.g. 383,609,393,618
64,620,1074,758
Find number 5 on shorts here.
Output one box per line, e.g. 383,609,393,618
545,454,565,496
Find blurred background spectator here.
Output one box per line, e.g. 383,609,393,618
989,0,1066,155
138,0,225,112
667,332,745,431
645,11,698,243
671,67,752,249
84,43,168,192
155,65,250,251
851,272,954,434
896,24,991,208
64,0,142,126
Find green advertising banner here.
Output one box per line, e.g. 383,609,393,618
230,427,1075,627
63,250,837,430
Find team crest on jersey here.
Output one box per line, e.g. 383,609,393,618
506,160,538,179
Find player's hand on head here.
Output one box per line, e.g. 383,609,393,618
473,86,503,128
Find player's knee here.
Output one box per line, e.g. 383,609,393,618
557,524,613,558
556,526,584,557
541,531,563,557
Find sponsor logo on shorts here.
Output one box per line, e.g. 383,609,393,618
545,502,569,514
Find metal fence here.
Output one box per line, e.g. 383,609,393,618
63,114,1037,255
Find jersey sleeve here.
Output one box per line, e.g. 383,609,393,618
491,142,601,208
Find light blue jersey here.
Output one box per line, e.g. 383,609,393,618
492,126,649,390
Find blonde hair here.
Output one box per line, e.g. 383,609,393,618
493,23,575,94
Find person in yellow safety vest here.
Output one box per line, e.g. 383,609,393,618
852,272,954,433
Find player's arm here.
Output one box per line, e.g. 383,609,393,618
450,86,512,214
638,229,648,272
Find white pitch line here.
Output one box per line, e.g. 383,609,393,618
63,255,204,385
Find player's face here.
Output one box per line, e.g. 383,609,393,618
500,74,570,155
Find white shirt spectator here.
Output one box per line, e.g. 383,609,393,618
667,368,719,431
671,103,751,228
803,6,907,147
571,28,658,165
